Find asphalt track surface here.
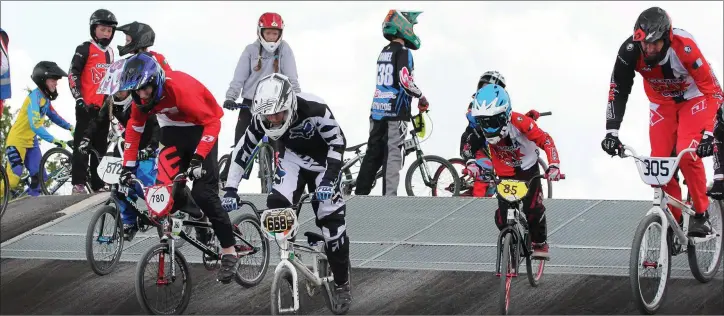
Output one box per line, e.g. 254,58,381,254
1,196,723,315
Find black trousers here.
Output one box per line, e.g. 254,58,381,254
72,106,108,189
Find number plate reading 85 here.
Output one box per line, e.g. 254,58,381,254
637,157,676,186
496,180,528,202
264,211,295,234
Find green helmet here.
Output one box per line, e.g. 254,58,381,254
382,10,423,50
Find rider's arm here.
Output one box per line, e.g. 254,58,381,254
396,48,424,99
45,103,72,131
514,113,561,166
606,36,638,132
188,87,222,159
145,113,161,150
68,42,90,102
313,105,347,182
121,103,150,168
280,42,301,93
225,45,253,102
225,117,265,190
27,92,65,143
460,126,482,161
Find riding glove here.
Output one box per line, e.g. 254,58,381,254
187,154,206,180
525,109,541,121
601,132,623,156
223,100,240,110
78,137,90,154
316,179,335,201
546,164,562,181
418,96,429,112
696,132,716,158
221,187,240,212
463,159,482,179
137,147,157,161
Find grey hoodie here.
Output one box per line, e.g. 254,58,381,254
225,39,301,101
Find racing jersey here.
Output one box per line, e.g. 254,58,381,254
121,70,223,167
68,40,114,108
370,41,424,121
606,28,723,131
463,111,559,177
6,88,72,148
225,92,347,189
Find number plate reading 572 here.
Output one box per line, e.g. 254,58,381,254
146,185,172,215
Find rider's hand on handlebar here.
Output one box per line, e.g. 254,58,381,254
137,146,156,161
221,187,240,212
525,109,540,121
53,139,68,149
545,164,562,181
223,100,240,110
601,132,623,156
418,96,429,112
186,154,206,181
119,167,137,186
696,132,716,158
78,137,90,154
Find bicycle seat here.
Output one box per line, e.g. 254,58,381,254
304,232,325,244
345,142,367,152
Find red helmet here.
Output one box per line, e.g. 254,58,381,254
258,12,284,53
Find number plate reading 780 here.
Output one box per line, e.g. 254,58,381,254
264,212,295,233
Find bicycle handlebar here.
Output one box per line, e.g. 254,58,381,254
538,111,552,116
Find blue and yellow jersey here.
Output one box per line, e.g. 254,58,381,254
6,88,72,148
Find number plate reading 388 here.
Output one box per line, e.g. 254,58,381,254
496,180,528,202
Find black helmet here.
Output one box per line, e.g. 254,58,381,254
31,61,68,101
633,7,672,65
89,9,118,48
117,22,156,56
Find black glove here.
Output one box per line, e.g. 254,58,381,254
186,154,205,181
137,147,157,161
707,180,724,200
696,132,715,158
119,167,136,186
714,107,724,140
223,100,240,110
601,132,623,156
75,99,88,113
78,137,91,155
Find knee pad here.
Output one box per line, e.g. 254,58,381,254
5,146,23,175
316,212,347,252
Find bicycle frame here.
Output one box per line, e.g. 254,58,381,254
620,145,719,252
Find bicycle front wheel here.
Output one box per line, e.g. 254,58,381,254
498,233,514,315
0,165,9,220
85,205,124,276
629,213,671,315
270,266,298,315
39,147,75,196
405,155,461,196
232,213,270,287
135,242,191,315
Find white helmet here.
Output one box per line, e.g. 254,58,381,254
478,70,506,89
253,73,298,140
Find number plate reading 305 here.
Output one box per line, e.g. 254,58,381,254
636,157,676,186
496,180,528,202
264,211,295,234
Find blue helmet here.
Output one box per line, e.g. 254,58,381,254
118,52,166,113
470,84,511,144
466,109,477,128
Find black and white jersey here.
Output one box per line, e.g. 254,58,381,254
226,92,347,189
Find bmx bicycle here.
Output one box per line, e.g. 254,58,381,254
616,145,722,314
133,172,270,315
494,172,565,315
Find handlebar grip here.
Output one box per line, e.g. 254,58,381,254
559,174,566,180
538,111,552,116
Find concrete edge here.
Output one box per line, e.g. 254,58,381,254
0,193,110,248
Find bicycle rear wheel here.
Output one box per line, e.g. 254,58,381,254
687,198,723,283
0,165,9,220
258,146,274,194
629,213,671,314
498,233,514,315
433,158,473,197
525,253,545,287
405,155,461,196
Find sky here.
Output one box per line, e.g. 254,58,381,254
1,1,722,201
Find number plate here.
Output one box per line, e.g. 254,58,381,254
403,139,416,151
260,208,298,241
496,179,528,202
145,185,173,216
97,156,123,184
636,157,676,186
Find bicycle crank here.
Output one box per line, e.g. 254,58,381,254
305,280,320,297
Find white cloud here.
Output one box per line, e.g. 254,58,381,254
1,1,722,200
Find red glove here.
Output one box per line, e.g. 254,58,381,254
525,109,540,121
418,96,429,112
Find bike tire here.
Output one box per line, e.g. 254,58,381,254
218,154,230,189
340,168,354,199
629,213,671,315
498,233,513,315
525,252,545,287
687,198,723,283
135,242,192,315
232,213,270,288
85,205,124,276
270,266,298,315
258,146,273,194
536,158,554,199
0,165,9,221
433,158,473,197
404,155,461,196
39,147,74,195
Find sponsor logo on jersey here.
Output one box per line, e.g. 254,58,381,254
626,43,634,51
289,118,315,140
374,89,396,99
200,135,215,143
378,52,392,62
691,99,707,116
647,78,690,98
684,46,692,53
372,101,392,111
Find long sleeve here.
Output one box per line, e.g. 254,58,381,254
225,117,266,190
68,42,90,101
225,46,252,101
122,104,150,167
280,42,301,93
606,37,638,131
27,93,59,143
313,105,346,182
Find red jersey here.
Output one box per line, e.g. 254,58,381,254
68,40,114,108
606,28,723,131
485,112,560,177
149,50,172,72
122,70,223,167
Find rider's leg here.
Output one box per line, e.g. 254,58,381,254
88,111,109,191
676,96,717,236
649,102,684,222
520,165,548,258
71,107,91,193
4,145,26,191
24,143,43,197
267,152,307,243
354,119,386,195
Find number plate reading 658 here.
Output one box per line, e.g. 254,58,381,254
265,214,295,233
